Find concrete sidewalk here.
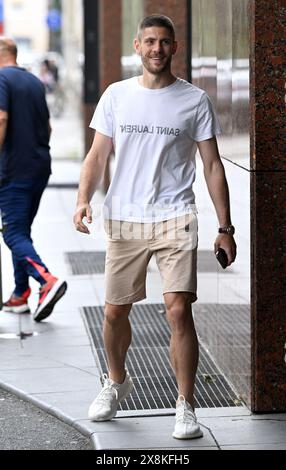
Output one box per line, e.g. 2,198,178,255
0,160,285,451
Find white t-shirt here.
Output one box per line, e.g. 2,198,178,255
90,77,222,222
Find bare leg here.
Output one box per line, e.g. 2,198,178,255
103,302,133,384
164,292,199,408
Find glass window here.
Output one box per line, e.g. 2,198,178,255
191,0,251,408
121,0,143,78
192,0,250,169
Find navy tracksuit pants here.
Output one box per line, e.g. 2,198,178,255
0,177,51,296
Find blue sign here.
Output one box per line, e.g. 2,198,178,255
46,9,62,32
0,0,3,24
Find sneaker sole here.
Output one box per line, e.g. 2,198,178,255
172,429,204,440
89,380,134,422
2,305,30,314
33,280,67,322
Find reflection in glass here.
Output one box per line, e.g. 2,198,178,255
192,0,250,169
192,0,251,407
121,0,143,78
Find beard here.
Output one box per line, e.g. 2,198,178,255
141,54,172,75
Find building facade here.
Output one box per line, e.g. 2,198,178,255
4,0,49,54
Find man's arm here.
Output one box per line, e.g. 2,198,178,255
73,131,113,234
0,109,8,151
196,136,237,266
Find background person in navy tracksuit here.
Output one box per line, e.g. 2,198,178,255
0,38,67,322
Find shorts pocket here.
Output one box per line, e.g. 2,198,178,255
175,214,198,251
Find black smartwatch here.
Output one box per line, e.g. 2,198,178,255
218,225,235,235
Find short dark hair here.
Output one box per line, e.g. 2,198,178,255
137,14,175,41
0,38,17,58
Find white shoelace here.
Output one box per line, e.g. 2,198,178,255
176,396,196,424
96,374,118,405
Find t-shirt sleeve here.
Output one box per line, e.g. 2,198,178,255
89,87,113,137
0,74,10,111
192,92,222,142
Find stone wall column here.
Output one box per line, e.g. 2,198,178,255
250,0,286,412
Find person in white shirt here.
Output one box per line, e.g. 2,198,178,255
74,14,236,440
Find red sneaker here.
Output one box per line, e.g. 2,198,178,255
33,277,67,322
2,288,31,314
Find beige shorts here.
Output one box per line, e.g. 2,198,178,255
104,213,198,305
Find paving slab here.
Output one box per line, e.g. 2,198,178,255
0,367,98,394
221,443,286,450
83,415,218,450
200,415,286,447
32,389,102,422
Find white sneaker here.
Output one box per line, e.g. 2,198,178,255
172,395,203,440
88,371,133,422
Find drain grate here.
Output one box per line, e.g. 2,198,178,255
82,304,242,412
65,251,106,274
66,250,231,276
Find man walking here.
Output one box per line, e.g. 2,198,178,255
74,15,236,439
0,38,67,322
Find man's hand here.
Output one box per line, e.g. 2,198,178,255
214,234,237,267
73,204,92,235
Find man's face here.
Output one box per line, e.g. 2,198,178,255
134,27,177,75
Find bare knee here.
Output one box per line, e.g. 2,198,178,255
165,295,193,334
104,303,132,326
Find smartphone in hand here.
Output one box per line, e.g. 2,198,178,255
215,248,228,269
